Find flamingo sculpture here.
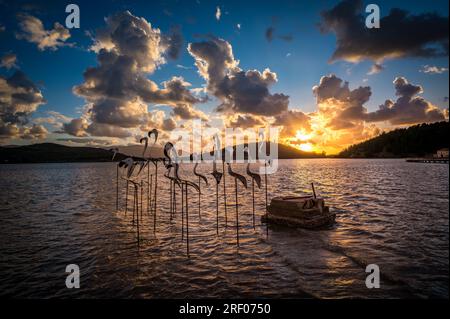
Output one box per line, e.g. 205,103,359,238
163,161,180,220
110,147,120,210
211,146,223,235
140,136,152,215
258,132,271,237
174,162,200,257
118,158,142,244
243,146,262,229
164,142,200,256
147,129,160,233
163,143,181,219
213,134,228,225
193,156,208,220
227,162,247,246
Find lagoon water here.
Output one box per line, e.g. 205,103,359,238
0,159,448,298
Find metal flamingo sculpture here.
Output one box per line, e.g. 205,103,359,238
118,158,142,245
244,147,262,229
258,132,270,237
166,143,200,257
148,129,159,233
213,134,228,225
211,154,223,235
174,162,200,257
227,162,248,246
110,147,120,211
140,136,152,215
193,159,208,220
163,162,181,220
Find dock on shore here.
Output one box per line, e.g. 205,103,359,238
406,158,449,164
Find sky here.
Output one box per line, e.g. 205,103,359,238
0,0,448,154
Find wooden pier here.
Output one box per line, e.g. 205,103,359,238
406,158,449,164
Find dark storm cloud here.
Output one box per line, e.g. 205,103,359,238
188,36,289,116
320,0,449,63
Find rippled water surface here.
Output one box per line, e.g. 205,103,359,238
0,159,448,298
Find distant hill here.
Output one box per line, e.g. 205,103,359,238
0,143,126,164
0,142,323,164
338,121,449,158
197,142,324,160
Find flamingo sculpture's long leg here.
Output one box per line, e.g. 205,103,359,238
116,164,119,211
132,184,136,225
147,164,150,215
169,179,173,219
149,174,153,216
252,178,255,229
222,161,228,227
125,180,129,215
235,178,239,246
172,183,177,218
216,182,219,235
153,162,158,234
136,184,140,245
198,176,201,220
185,184,190,257
181,183,184,240
140,180,143,222
265,162,268,237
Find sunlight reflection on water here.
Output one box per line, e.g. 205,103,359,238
0,159,448,298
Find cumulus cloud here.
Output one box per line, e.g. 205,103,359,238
172,103,207,120
320,0,449,63
273,110,312,137
162,26,184,60
1,53,18,69
188,36,289,116
0,122,48,140
367,63,384,75
68,11,204,139
227,114,265,129
16,13,71,50
312,74,447,130
366,77,447,125
21,124,48,139
61,118,88,137
420,65,449,74
0,71,46,126
34,111,72,129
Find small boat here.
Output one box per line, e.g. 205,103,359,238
262,196,335,229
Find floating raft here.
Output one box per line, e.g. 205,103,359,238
262,196,335,229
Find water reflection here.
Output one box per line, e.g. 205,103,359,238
0,159,448,298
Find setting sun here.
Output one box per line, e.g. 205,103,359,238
295,130,313,141
299,143,314,152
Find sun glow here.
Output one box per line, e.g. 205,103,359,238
295,130,313,141
298,143,314,152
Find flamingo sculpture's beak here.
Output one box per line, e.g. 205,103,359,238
148,129,159,146
140,137,149,157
